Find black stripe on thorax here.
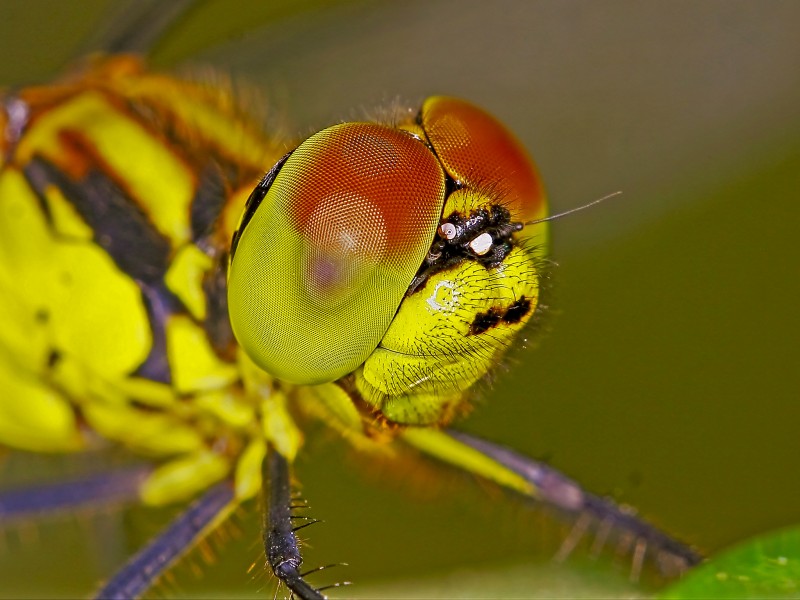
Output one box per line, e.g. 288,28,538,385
24,156,171,285
190,164,227,242
24,155,176,383
23,155,237,382
134,281,182,384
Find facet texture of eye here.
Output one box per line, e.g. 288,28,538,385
228,123,446,384
421,96,546,224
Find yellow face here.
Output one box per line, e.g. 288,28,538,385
228,96,548,426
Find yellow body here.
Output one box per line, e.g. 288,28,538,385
0,57,285,503
0,57,546,507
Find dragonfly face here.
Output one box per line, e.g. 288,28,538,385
229,96,547,426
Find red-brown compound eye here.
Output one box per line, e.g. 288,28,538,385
228,122,446,384
420,96,546,224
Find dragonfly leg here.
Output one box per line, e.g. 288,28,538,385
402,427,701,576
0,465,149,521
75,0,198,59
93,481,236,600
446,430,702,569
263,450,327,600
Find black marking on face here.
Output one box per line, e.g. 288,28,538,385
408,204,523,295
470,307,503,335
502,297,532,325
469,296,532,336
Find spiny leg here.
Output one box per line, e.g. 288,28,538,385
447,430,702,568
263,450,328,600
0,465,150,521
402,428,701,576
93,481,236,600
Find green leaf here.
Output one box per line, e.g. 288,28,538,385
661,526,800,599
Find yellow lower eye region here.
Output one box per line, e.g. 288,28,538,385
228,123,446,385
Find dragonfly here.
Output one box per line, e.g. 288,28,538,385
0,3,701,598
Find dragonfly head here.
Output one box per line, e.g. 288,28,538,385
228,97,547,426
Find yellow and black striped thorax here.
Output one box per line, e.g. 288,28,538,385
0,56,284,456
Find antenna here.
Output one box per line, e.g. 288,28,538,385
525,191,622,226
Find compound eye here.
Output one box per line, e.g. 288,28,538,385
228,123,446,384
420,96,546,224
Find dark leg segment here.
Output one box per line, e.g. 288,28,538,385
263,450,325,600
93,481,235,600
75,0,198,59
446,430,702,571
0,466,150,521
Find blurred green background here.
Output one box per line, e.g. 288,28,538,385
1,0,798,597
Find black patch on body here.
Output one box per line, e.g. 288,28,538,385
469,296,532,336
190,164,227,242
24,157,171,285
132,283,184,384
23,156,178,383
47,349,61,368
203,256,236,361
